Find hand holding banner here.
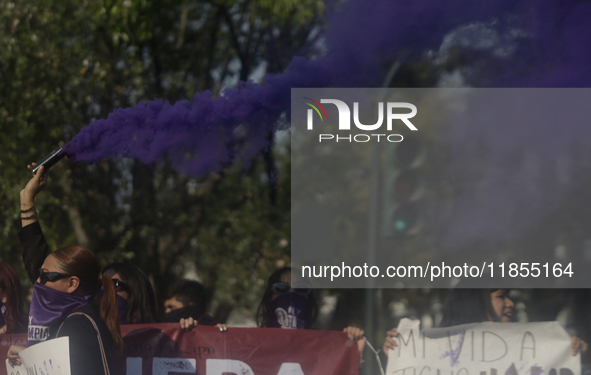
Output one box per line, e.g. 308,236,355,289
5,359,24,375
4,337,70,375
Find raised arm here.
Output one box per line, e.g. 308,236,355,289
18,164,51,282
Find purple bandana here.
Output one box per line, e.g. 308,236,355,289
270,292,309,329
28,282,90,345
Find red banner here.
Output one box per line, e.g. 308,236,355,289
1,324,358,375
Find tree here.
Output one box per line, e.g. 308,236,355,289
0,0,322,320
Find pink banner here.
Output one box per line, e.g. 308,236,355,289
2,324,359,375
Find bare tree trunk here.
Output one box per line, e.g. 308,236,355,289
176,0,190,49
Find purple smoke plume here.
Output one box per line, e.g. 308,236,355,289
64,0,591,171
62,0,524,174
63,0,591,249
63,68,331,176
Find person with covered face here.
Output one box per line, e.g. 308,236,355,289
256,267,366,363
10,164,123,374
18,163,160,326
256,267,317,329
162,279,216,325
0,261,27,334
102,262,159,325
7,245,122,374
162,279,228,332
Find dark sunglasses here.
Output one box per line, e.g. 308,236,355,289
39,270,70,285
271,282,311,295
111,278,129,292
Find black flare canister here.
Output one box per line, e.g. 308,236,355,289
32,147,66,174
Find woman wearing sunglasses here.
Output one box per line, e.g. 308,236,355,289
102,262,159,324
256,267,366,364
256,267,317,329
11,164,123,374
7,245,122,375
18,164,159,327
0,261,27,334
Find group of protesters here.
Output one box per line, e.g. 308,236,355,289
0,164,366,374
1,164,589,375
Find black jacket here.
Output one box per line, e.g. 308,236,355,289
20,222,121,375
49,304,121,375
19,221,49,283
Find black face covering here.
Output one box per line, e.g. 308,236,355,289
162,304,209,321
270,292,310,329
162,305,218,326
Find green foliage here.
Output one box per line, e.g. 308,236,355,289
257,0,324,25
0,0,322,320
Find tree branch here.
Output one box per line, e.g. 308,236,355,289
176,0,190,49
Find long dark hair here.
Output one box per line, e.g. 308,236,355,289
255,267,318,328
103,263,159,324
439,289,503,327
52,246,123,350
0,261,27,333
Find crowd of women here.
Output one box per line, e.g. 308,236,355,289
0,164,365,374
0,164,588,375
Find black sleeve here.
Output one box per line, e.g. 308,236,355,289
56,315,117,375
18,221,51,283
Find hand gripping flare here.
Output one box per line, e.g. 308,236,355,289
32,147,66,174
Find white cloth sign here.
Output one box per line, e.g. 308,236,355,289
5,337,70,375
5,359,23,375
386,318,580,375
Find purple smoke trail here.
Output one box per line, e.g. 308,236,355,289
63,0,591,249
64,0,591,175
63,0,525,176
63,65,332,176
